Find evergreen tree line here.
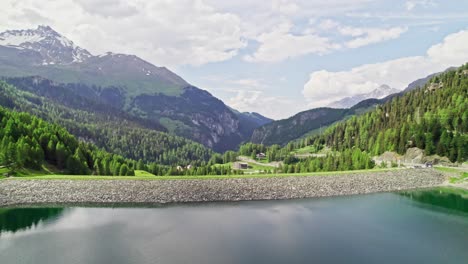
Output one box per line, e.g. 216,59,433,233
281,148,374,173
0,106,247,176
303,65,468,163
0,106,137,175
0,80,214,166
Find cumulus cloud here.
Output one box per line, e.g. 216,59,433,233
243,22,340,63
303,29,468,107
74,0,138,17
426,30,468,65
227,90,302,120
0,0,247,67
271,0,300,15
0,0,408,66
245,19,408,63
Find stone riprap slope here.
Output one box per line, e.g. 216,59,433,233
0,169,446,206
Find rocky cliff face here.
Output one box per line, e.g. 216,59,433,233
131,86,244,151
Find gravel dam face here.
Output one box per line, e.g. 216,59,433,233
0,169,446,207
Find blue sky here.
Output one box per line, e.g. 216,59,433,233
1,0,468,119
177,0,468,119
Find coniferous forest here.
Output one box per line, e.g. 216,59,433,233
232,64,468,173
0,79,214,166
0,105,243,176
0,65,467,176
307,64,468,162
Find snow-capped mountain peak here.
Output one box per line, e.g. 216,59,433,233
366,84,399,99
327,84,400,109
0,25,92,65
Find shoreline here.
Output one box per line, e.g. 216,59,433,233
0,169,447,207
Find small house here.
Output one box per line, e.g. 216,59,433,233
233,162,248,170
256,153,267,159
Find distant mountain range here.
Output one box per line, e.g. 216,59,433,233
0,25,272,152
1,25,456,153
251,71,445,146
327,84,400,109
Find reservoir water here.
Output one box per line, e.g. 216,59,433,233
1,188,467,264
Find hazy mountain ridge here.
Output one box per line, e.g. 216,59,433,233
251,108,351,146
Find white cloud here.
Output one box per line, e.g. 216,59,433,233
199,75,304,119
243,22,340,63
314,19,408,49
201,76,267,91
0,0,415,67
343,26,408,48
426,29,468,65
0,0,247,67
208,1,375,17
232,79,266,88
227,90,303,120
74,0,138,17
317,19,340,31
345,11,468,21
303,29,468,107
245,18,408,63
271,0,300,15
405,0,437,11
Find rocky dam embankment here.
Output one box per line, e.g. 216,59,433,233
0,169,446,207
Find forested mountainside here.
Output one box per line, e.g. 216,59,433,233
230,108,273,138
231,65,467,174
251,106,366,146
0,79,213,166
2,65,466,177
402,67,455,92
0,106,244,176
250,69,444,147
0,26,269,151
0,106,137,175
251,108,349,146
298,64,468,163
